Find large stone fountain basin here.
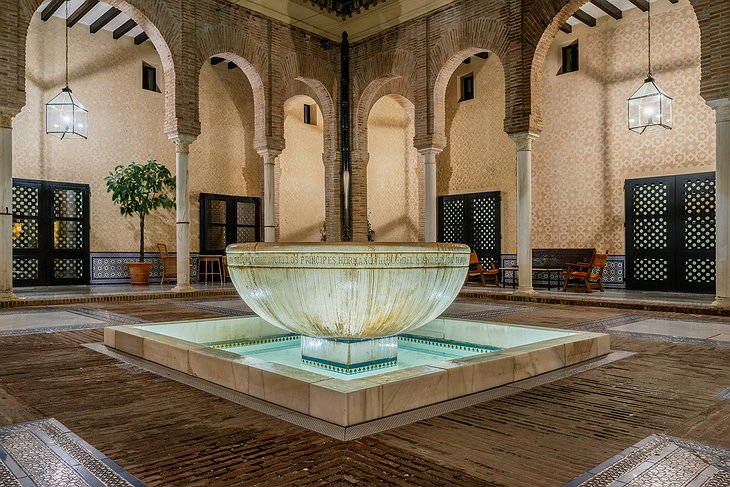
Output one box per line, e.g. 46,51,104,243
225,242,470,339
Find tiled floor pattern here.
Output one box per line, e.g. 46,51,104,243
0,419,144,487
0,308,144,336
175,298,254,316
565,434,730,487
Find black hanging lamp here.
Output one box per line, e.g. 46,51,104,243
46,0,88,139
628,0,672,134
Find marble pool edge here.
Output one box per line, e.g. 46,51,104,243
103,321,610,427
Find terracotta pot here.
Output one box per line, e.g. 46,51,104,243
128,262,153,285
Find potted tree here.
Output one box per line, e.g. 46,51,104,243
105,160,176,285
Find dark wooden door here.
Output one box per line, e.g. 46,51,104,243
12,179,90,286
625,172,715,293
438,191,501,267
199,193,260,254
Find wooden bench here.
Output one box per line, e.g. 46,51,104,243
502,248,595,289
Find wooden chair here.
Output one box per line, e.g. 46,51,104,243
562,251,608,293
158,243,177,287
464,251,500,287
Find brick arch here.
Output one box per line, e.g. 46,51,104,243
279,53,337,156
528,0,712,134
353,76,414,153
17,0,183,133
429,18,510,147
197,26,269,150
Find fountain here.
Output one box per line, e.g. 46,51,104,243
225,242,470,373
103,242,610,428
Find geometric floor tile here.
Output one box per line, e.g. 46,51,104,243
612,319,730,340
177,298,254,316
0,418,144,487
0,311,105,333
564,434,730,487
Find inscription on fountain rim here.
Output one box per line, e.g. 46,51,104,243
228,251,467,268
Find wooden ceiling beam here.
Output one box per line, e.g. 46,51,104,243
560,23,573,34
573,9,597,27
590,0,622,20
89,7,121,33
40,0,65,21
210,57,225,65
134,32,149,45
628,0,649,12
113,19,137,39
228,61,237,69
475,52,489,60
67,0,98,28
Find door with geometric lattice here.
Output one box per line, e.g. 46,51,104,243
438,192,501,267
625,173,715,293
12,179,90,286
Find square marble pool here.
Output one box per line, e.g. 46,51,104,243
104,316,609,427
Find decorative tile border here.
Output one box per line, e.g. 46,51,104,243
566,314,730,348
500,254,625,288
564,434,730,487
91,252,200,285
175,300,252,316
0,418,145,487
0,308,146,336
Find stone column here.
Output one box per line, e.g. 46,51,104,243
709,99,730,308
510,133,539,295
259,149,280,243
0,111,16,300
418,148,441,242
170,135,196,293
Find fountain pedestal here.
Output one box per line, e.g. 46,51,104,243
300,336,398,374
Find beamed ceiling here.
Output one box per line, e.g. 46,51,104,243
35,0,683,47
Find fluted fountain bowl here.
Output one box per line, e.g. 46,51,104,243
226,242,470,339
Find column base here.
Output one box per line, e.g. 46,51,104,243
713,296,730,309
172,284,195,293
0,291,18,300
514,287,537,297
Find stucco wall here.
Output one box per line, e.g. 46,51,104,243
278,96,325,242
532,2,715,253
13,15,259,253
367,96,419,242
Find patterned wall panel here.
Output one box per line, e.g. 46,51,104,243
532,5,715,254
90,252,200,284
501,254,626,288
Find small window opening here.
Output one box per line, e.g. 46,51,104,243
560,42,579,75
304,104,317,125
460,74,474,102
142,63,159,92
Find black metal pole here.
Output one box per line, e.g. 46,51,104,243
340,31,352,241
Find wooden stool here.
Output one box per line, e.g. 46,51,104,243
198,255,223,285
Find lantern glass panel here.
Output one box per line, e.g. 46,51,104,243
45,89,88,139
628,78,673,133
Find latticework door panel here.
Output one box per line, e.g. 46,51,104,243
625,173,716,293
625,177,675,291
438,192,501,267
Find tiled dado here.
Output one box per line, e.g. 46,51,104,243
104,320,610,427
500,254,625,288
91,252,201,284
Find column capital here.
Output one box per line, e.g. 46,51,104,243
509,132,540,151
707,98,730,123
258,148,282,160
417,147,443,159
168,133,197,153
0,107,19,129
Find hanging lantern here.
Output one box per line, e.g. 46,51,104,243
46,87,88,139
46,0,88,139
627,0,672,134
628,76,672,133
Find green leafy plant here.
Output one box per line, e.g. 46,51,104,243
105,160,176,262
